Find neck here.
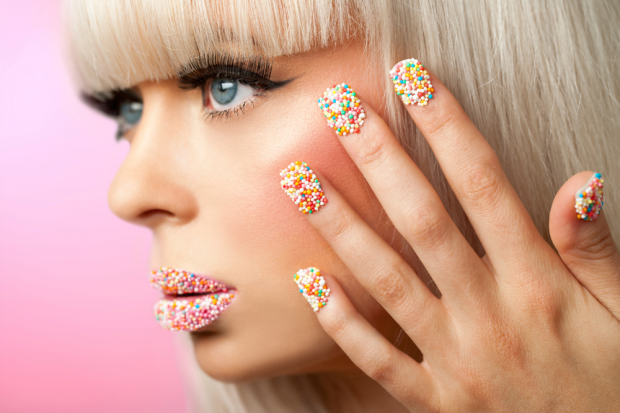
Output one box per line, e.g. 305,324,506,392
310,370,410,413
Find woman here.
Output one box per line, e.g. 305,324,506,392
66,0,620,411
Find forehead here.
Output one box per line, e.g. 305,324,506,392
66,0,358,94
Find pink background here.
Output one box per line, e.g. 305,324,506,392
0,2,187,411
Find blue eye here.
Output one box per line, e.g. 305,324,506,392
120,101,143,125
207,78,256,111
211,79,237,105
115,100,143,140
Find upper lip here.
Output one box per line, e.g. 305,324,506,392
150,267,234,296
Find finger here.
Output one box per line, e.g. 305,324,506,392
310,270,437,410
316,84,494,314
279,161,451,354
390,59,550,269
550,171,620,319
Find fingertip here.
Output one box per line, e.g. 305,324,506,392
310,270,349,318
549,171,608,253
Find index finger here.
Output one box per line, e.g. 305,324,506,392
390,58,549,267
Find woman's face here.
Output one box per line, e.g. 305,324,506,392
110,40,406,381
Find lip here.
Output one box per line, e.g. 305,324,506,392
150,267,236,332
150,267,234,295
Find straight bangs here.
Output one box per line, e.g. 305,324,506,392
65,0,372,94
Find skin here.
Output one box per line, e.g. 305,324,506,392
111,41,414,385
107,38,620,411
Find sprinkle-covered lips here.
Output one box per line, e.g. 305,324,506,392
150,267,232,295
150,267,235,332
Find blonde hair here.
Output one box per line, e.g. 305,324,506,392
64,0,620,411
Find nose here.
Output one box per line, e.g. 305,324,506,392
107,81,198,227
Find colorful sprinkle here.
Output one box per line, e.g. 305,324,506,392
154,293,235,331
293,267,330,312
280,161,328,214
575,173,604,221
317,83,365,135
389,58,435,106
150,267,230,295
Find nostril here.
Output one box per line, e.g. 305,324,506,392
137,209,176,223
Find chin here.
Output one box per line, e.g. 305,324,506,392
189,330,344,383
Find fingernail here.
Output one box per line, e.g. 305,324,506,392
389,58,435,106
575,173,604,221
280,161,328,214
317,83,365,135
294,267,330,312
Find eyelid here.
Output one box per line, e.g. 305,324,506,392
177,64,293,122
177,65,285,92
80,89,142,119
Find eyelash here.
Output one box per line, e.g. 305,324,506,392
180,71,269,122
177,53,289,121
80,53,291,140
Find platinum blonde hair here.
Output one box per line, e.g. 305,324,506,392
64,0,620,411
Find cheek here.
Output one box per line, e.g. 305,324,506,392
217,114,358,262
191,96,398,379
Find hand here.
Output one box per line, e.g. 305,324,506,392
296,71,620,411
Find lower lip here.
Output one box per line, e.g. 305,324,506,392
154,291,236,332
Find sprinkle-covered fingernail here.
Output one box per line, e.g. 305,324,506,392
575,173,604,221
294,267,330,312
389,58,435,106
317,83,365,135
280,161,327,214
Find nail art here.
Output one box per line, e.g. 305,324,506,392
317,83,365,135
154,293,235,331
280,161,328,214
389,58,435,106
575,173,604,221
294,267,330,312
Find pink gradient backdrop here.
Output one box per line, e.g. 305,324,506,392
0,1,187,411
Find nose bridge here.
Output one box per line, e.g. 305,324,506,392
107,82,199,226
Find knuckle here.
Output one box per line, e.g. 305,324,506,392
355,132,391,171
368,262,410,304
506,272,562,325
458,162,503,209
401,204,447,246
424,106,459,137
323,208,356,242
487,322,527,368
320,308,350,338
471,307,529,372
572,226,620,263
521,278,559,318
363,350,395,383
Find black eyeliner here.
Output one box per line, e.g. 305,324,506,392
80,89,141,118
176,51,292,91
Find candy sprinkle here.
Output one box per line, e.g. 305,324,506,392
280,161,328,214
317,83,365,135
389,58,435,106
575,173,604,221
150,267,230,295
294,267,330,312
154,293,235,331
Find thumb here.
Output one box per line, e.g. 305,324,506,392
550,171,620,319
